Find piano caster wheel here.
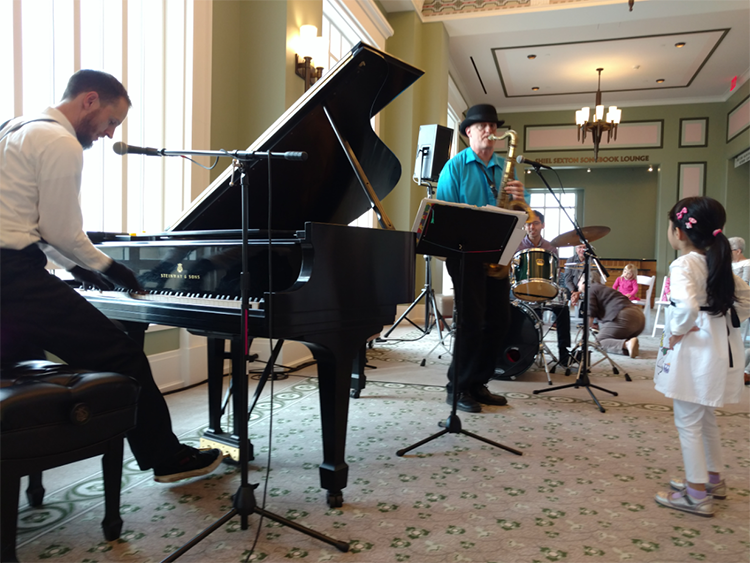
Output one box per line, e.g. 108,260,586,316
327,491,343,508
350,388,360,399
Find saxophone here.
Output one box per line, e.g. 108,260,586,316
485,129,533,279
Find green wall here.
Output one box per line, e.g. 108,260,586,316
206,4,748,301
724,83,750,247
524,167,658,259
210,0,322,184
383,11,449,294
494,81,750,281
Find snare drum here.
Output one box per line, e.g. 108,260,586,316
511,248,559,303
493,301,542,380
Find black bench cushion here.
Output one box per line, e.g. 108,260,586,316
1,361,139,460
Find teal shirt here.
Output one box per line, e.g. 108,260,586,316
436,147,527,207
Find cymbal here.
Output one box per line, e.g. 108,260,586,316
551,226,610,247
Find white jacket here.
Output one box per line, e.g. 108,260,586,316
654,252,750,407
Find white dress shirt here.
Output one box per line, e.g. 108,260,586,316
0,107,111,272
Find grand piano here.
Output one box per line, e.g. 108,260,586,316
81,42,423,507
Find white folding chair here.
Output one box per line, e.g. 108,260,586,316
651,276,670,337
631,275,655,327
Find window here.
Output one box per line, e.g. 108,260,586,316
528,189,581,259
322,1,375,229
6,0,209,235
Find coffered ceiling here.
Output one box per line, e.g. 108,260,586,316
379,0,750,114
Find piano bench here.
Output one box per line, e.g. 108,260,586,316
0,361,140,563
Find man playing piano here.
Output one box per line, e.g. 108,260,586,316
436,104,527,413
0,70,222,483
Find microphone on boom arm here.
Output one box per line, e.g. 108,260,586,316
515,155,553,170
112,141,164,157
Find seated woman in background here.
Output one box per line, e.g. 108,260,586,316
729,237,750,285
612,263,639,300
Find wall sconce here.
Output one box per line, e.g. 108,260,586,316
295,25,324,91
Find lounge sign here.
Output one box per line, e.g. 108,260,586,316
529,154,652,165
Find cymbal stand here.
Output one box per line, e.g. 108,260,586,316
161,153,347,562
396,255,522,457
380,150,445,342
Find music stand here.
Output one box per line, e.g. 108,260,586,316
396,200,525,457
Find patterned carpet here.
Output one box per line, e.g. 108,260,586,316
13,330,750,563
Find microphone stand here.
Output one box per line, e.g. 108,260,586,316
150,148,347,562
524,164,617,413
127,146,308,161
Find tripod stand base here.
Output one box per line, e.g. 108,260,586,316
161,482,349,562
395,412,523,457
533,379,617,413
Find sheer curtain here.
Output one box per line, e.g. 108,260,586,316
4,0,211,235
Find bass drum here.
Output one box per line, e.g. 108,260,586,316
493,301,542,381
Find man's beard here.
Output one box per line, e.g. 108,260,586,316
76,112,98,150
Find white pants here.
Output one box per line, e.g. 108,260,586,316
673,399,722,484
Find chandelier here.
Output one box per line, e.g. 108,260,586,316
575,68,621,162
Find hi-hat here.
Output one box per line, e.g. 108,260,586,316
551,226,610,247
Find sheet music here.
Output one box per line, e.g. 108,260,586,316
412,198,527,265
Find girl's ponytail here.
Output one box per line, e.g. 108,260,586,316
668,197,735,315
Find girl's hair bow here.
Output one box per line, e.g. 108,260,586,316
675,207,688,220
685,217,697,229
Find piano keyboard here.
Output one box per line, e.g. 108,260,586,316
77,289,263,309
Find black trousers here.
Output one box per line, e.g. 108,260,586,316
446,258,510,393
0,245,181,469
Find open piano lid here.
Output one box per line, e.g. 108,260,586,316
168,42,424,233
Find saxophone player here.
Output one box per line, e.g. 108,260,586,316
436,104,528,413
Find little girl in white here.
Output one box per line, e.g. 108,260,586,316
654,196,750,517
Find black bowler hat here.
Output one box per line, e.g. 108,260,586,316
459,104,504,136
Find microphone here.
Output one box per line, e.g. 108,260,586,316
516,155,553,169
283,151,307,161
112,142,164,157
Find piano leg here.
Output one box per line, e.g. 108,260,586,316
305,329,378,508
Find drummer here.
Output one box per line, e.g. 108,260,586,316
516,210,572,367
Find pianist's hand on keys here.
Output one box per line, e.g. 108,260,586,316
103,260,145,293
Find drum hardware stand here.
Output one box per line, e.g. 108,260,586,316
514,304,557,385
535,341,558,385
523,163,616,413
566,327,631,381
158,150,348,562
380,161,446,342
421,309,456,366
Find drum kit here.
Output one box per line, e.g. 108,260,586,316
495,226,610,381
